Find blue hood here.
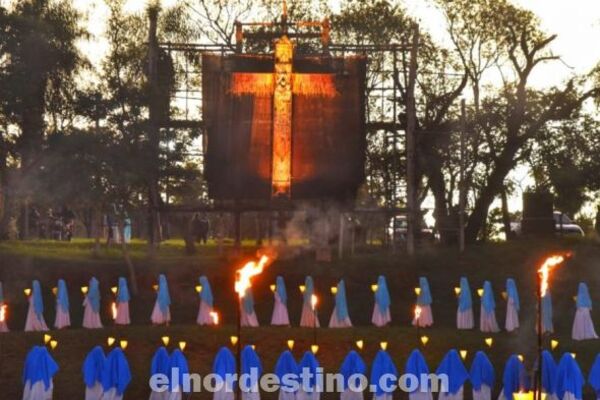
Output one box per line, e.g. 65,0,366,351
470,351,495,390
23,346,59,390
501,355,527,398
83,346,105,388
339,350,366,391
458,277,472,312
199,276,213,306
241,345,262,388
32,280,44,318
101,348,131,395
435,349,469,395
298,351,320,391
482,281,496,313
588,354,600,393
116,277,130,303
303,276,315,304
370,350,398,396
417,277,432,305
150,347,171,376
576,282,592,308
542,292,553,332
405,349,430,392
275,350,299,392
87,277,101,313
555,353,584,400
374,276,391,312
213,347,236,379
506,278,520,311
157,274,171,313
169,349,190,392
335,280,350,320
276,276,287,304
57,279,69,312
541,350,557,394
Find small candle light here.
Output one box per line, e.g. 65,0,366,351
162,336,170,346
111,302,117,320
517,354,524,362
24,288,31,296
0,304,6,322
179,341,187,351
573,296,578,302
454,287,461,296
311,294,318,310
270,284,276,292
485,337,493,347
311,344,319,354
251,345,256,350
414,287,421,296
459,350,468,360
551,339,559,350
287,340,294,350
477,288,484,297
513,392,534,400
501,291,508,300
380,341,388,350
153,284,159,291
371,284,378,293
420,336,429,346
52,287,58,296
107,337,116,346
230,336,239,346
120,340,128,350
355,339,364,350
571,352,577,359
195,285,202,293
81,286,88,295
330,286,338,294
50,340,58,350
44,334,52,344
210,311,219,325
299,285,306,293
111,287,118,295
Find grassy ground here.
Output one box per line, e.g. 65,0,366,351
1,238,600,398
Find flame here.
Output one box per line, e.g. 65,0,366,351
210,311,219,325
551,339,559,350
420,335,429,346
50,340,58,350
230,336,239,346
414,287,421,296
460,350,468,360
120,340,128,350
107,337,116,346
311,294,318,310
81,286,88,295
513,392,534,400
454,287,461,296
299,285,306,293
111,302,117,320
234,255,269,298
311,344,319,354
287,340,294,350
179,341,187,351
0,304,6,322
162,336,170,346
355,339,364,350
270,284,276,292
414,305,422,322
371,284,378,293
380,341,388,350
485,337,493,347
538,254,568,297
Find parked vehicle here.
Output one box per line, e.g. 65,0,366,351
511,211,584,237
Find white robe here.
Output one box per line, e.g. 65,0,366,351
151,301,171,325
0,302,8,332
505,299,519,332
371,304,391,327
480,307,500,333
329,307,352,328
572,307,598,340
271,293,290,326
148,391,167,400
85,382,103,400
456,308,474,330
297,389,320,400
54,304,70,329
102,388,123,400
242,391,261,400
197,300,216,326
340,389,363,400
472,385,491,400
412,305,433,328
115,302,130,325
300,304,320,328
373,394,392,400
439,387,463,400
279,391,297,400
213,384,235,400
82,297,103,329
24,298,48,332
409,392,433,400
240,309,259,327
22,380,53,400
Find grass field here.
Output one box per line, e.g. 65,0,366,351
1,238,600,398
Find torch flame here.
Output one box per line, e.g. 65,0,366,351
234,255,269,298
210,311,219,325
311,294,318,310
111,302,117,320
414,305,422,322
538,254,569,297
0,304,6,322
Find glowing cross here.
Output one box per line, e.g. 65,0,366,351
230,35,336,198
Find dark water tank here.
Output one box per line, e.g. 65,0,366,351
522,191,554,236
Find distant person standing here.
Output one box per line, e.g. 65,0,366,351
192,213,210,244
123,215,132,243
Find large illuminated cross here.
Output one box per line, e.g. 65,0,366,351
230,35,336,198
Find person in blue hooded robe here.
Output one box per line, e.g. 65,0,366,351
83,277,103,329
212,347,236,400
504,279,520,332
241,345,263,400
149,347,171,400
300,276,320,328
25,280,49,332
436,349,468,400
555,353,584,400
329,280,352,328
405,349,432,400
497,355,528,400
101,347,132,400
298,351,321,400
168,349,190,400
83,346,105,400
271,276,291,326
456,277,474,330
470,351,494,400
572,282,598,340
114,277,130,325
479,281,499,333
539,351,557,400
151,274,171,325
0,281,9,332
197,276,216,325
588,354,600,400
413,277,433,328
339,350,366,400
370,349,397,400
275,350,299,400
53,279,70,329
22,346,59,400
542,290,554,334
371,276,391,327
240,288,259,327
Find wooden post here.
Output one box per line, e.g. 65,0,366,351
458,99,466,253
405,25,419,256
